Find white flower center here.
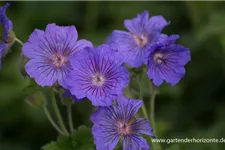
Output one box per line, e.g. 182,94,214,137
117,121,132,135
153,53,164,65
92,74,105,86
52,54,66,68
132,34,148,47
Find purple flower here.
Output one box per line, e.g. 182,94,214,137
91,96,154,150
0,3,14,69
22,23,92,87
109,10,169,68
147,34,191,86
66,44,129,106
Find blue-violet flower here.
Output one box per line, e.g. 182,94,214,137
109,10,169,67
146,34,191,86
66,44,129,106
22,23,92,87
91,96,154,150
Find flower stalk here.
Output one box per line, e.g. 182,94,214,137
42,106,65,135
67,104,74,133
51,91,69,135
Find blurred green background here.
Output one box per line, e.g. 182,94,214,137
0,1,225,150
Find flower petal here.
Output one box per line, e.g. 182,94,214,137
123,134,150,150
146,15,169,33
22,29,45,59
72,39,93,55
124,11,149,36
131,118,154,137
25,59,58,87
0,3,13,40
67,45,129,106
92,124,120,150
117,96,143,121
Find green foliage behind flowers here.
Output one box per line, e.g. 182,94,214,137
0,1,225,150
42,126,95,150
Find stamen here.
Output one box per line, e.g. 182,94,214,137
132,34,148,47
52,54,66,68
92,74,105,86
117,121,132,135
153,53,165,65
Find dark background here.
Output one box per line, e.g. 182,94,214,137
0,1,225,150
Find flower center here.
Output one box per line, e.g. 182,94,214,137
117,122,132,135
153,53,165,65
52,54,66,68
92,74,105,86
132,34,148,47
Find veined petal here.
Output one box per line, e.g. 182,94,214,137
22,29,45,59
22,24,92,87
92,124,120,150
66,45,129,106
124,11,149,36
131,118,154,137
25,59,58,87
123,134,150,150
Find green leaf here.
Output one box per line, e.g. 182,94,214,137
71,126,95,150
42,126,95,150
42,142,60,150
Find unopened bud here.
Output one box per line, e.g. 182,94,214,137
25,91,46,108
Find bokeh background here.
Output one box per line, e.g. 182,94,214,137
0,1,225,150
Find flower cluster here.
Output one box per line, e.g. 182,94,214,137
1,3,191,150
108,11,190,86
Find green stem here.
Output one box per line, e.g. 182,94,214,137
150,81,157,137
15,38,24,46
138,74,149,119
42,106,64,135
149,80,161,150
67,105,74,133
51,91,69,135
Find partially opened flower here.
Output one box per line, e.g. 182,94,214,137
146,34,191,86
109,10,169,67
66,44,129,106
91,96,154,150
0,3,14,69
22,23,92,87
